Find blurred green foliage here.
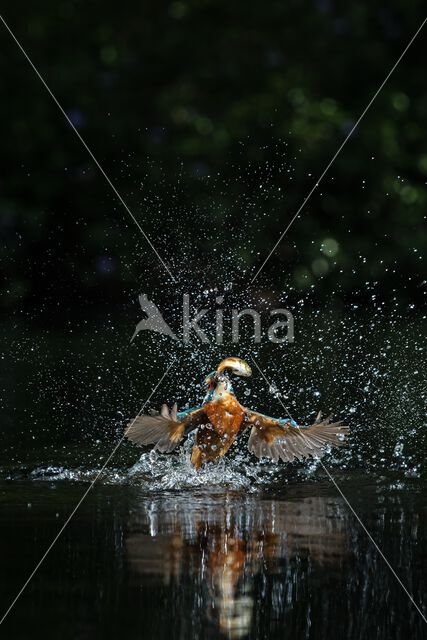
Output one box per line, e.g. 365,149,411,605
0,0,426,309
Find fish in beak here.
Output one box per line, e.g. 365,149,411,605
216,357,252,378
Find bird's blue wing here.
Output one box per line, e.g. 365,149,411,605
241,406,298,427
242,407,349,462
176,406,205,421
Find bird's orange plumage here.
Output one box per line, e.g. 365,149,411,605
191,396,245,468
125,357,349,469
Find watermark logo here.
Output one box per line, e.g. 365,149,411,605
131,294,294,344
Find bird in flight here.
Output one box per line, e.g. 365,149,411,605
125,357,349,469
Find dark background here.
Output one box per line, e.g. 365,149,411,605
1,6,427,639
1,0,426,314
0,1,426,460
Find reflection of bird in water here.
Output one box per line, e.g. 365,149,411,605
199,524,252,637
125,357,349,468
125,494,349,639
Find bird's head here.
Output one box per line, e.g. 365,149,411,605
203,358,252,393
203,371,235,399
204,371,217,392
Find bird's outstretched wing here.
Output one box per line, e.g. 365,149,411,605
125,405,208,453
244,409,349,462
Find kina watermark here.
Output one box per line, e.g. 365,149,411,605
131,294,294,344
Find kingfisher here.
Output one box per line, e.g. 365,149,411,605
125,357,349,469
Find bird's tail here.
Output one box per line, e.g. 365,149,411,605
125,403,185,453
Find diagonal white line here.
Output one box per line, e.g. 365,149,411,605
249,16,427,285
320,462,427,624
251,356,295,420
0,363,173,626
0,13,176,283
250,355,427,625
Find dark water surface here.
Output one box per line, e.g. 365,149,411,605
0,469,426,639
1,311,426,638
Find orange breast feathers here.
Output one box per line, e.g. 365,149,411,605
191,397,245,467
204,396,245,441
